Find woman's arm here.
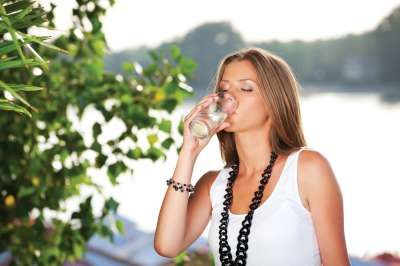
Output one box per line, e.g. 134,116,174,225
299,150,351,266
153,147,218,258
154,92,227,257
153,147,198,257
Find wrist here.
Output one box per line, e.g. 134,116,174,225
179,146,198,160
166,178,195,193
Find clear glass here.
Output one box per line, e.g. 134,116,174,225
189,91,237,139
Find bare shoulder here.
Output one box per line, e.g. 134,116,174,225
298,149,350,264
298,148,342,208
189,169,221,212
298,148,333,174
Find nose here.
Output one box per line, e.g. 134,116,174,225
220,92,238,114
225,92,236,102
216,90,237,100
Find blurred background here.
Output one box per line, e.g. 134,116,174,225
1,0,400,265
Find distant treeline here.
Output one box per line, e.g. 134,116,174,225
105,6,400,97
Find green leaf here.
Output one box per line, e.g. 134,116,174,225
7,84,44,92
91,141,102,153
147,133,158,146
115,220,124,234
160,98,178,113
120,93,132,104
4,0,32,14
99,224,114,242
122,62,134,73
0,5,28,66
164,82,177,93
0,39,32,54
0,80,36,111
90,39,105,56
14,5,33,20
72,242,84,258
143,63,157,77
0,100,31,117
161,137,174,149
127,147,142,159
149,50,160,62
174,251,188,263
18,186,35,198
95,153,108,168
92,122,102,138
146,146,163,161
178,119,184,135
0,58,43,71
158,119,171,133
107,161,126,184
23,41,48,70
179,57,197,77
105,197,119,213
17,31,68,54
170,44,182,61
174,87,193,102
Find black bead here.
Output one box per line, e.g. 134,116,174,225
217,151,278,265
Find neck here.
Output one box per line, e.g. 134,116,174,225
234,124,277,178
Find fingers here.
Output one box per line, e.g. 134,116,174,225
205,122,230,138
200,93,219,103
183,93,219,124
195,93,219,110
183,100,210,126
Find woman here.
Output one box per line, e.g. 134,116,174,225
154,47,350,265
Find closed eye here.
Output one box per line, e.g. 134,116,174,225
217,88,252,92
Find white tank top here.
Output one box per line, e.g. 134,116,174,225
208,147,321,265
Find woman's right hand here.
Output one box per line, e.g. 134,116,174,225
180,93,231,157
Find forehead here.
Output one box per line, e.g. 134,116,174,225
220,60,258,84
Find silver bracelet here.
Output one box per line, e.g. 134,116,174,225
166,178,195,193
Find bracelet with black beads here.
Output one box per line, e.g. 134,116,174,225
166,178,195,193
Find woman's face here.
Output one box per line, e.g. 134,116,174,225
217,59,270,133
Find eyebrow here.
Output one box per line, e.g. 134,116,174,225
220,78,256,83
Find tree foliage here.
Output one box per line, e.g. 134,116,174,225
0,0,196,265
0,0,67,117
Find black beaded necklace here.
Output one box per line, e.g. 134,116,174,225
218,151,278,265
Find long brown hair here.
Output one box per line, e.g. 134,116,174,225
212,47,307,167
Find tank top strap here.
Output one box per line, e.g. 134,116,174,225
209,167,231,209
280,146,311,215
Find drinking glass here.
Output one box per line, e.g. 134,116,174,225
189,91,237,139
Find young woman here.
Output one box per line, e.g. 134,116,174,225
154,47,351,265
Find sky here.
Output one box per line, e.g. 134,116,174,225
42,0,400,51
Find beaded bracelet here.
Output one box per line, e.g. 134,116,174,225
166,178,195,193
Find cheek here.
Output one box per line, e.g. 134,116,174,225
230,100,268,123
248,110,268,125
